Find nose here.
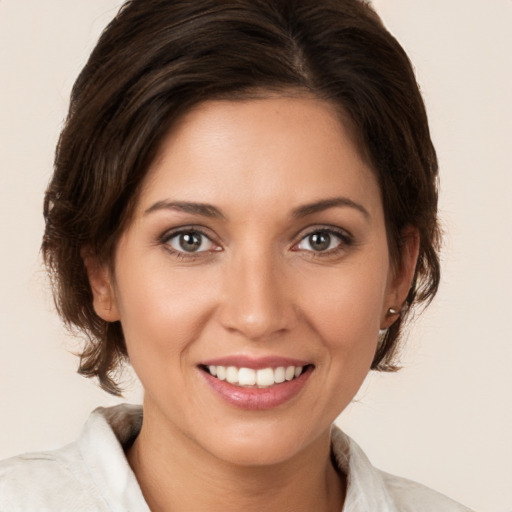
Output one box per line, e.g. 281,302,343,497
218,250,297,341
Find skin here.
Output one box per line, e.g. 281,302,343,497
86,95,419,512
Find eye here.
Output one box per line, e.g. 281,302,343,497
295,229,348,253
165,230,218,254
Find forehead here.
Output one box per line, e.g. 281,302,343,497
137,95,381,220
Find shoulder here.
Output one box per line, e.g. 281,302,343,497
379,471,475,512
0,445,108,511
0,404,147,511
330,426,475,512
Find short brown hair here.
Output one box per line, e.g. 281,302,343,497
43,0,440,395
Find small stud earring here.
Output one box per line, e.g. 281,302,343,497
387,307,400,315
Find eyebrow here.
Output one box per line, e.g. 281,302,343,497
144,200,226,219
144,196,369,221
292,197,370,219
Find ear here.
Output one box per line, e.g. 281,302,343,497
381,226,420,328
81,247,120,322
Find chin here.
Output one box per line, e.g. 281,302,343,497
195,420,326,468
211,439,303,467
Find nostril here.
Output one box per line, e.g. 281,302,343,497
217,261,298,340
219,294,297,340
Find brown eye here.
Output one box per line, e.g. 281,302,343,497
167,231,216,253
296,229,347,253
179,232,202,252
308,232,331,251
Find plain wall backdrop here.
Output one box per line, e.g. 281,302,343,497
1,1,511,511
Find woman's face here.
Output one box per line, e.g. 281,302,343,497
91,95,412,466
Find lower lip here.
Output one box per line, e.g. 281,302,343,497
200,366,313,410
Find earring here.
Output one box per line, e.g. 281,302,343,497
378,328,388,346
387,307,400,316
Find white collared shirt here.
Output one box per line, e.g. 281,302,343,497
0,404,474,511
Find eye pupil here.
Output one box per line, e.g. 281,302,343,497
309,232,331,251
179,232,202,252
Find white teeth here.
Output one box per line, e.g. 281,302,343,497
205,364,306,387
238,368,256,386
256,368,274,387
226,366,238,384
274,366,285,383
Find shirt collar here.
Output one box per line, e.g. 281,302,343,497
77,404,149,511
331,425,398,512
78,404,397,512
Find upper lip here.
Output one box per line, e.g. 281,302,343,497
199,355,312,370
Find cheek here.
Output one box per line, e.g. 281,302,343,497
298,254,389,363
113,259,218,380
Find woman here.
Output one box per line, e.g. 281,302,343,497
0,0,474,510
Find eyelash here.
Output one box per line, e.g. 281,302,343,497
160,227,220,260
159,226,353,260
292,227,353,258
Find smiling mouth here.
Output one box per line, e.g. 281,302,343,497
199,364,312,388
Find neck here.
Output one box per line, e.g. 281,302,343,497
127,402,345,512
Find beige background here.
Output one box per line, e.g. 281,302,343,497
1,1,511,511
